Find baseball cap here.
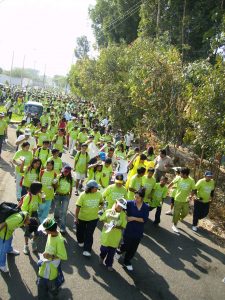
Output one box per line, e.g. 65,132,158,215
116,198,127,209
205,171,213,177
24,128,31,136
99,152,106,161
115,173,124,183
38,218,57,232
86,180,99,189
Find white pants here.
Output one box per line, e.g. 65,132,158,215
69,138,76,155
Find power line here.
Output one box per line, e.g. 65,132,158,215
104,0,143,31
108,4,142,33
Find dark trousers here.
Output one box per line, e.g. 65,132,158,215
100,245,116,267
120,236,140,265
149,205,162,224
193,200,210,226
154,170,166,183
37,277,58,300
76,219,98,252
0,135,4,155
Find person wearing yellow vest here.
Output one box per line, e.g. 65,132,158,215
37,218,67,299
38,160,57,223
75,180,103,257
0,211,30,273
192,171,215,232
21,181,43,255
54,165,73,233
99,198,127,271
0,112,8,158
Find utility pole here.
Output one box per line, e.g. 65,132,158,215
9,51,14,86
20,55,25,87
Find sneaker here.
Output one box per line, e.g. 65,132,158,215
0,265,9,273
124,264,133,271
172,224,179,233
75,191,79,196
8,249,20,255
107,266,114,272
78,243,84,247
23,245,30,255
114,252,121,260
165,210,173,216
99,257,104,264
31,241,38,252
60,229,66,235
83,251,91,257
192,226,198,232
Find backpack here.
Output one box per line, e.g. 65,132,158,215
18,192,32,208
76,151,88,163
0,202,26,242
0,202,21,223
37,147,50,158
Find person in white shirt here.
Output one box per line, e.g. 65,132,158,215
154,149,173,182
124,131,133,151
15,128,37,152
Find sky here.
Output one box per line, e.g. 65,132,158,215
0,0,96,77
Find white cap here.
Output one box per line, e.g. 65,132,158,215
24,128,31,136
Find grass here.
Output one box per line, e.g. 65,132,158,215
0,105,24,123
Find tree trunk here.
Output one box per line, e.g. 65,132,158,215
181,0,187,63
156,0,161,37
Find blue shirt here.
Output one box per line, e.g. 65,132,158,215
124,201,149,239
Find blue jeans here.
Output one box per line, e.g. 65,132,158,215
100,245,116,267
38,200,52,223
16,172,22,200
54,195,70,231
0,135,4,155
0,237,13,267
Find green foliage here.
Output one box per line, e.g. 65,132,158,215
89,0,141,48
53,75,67,89
74,36,90,59
3,68,40,80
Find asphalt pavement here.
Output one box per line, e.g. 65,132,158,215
0,125,224,300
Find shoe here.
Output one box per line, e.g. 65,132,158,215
83,251,91,257
8,249,20,255
31,241,38,252
60,229,66,235
0,265,9,273
99,257,104,264
23,245,30,255
153,221,159,227
165,210,173,216
124,264,133,271
114,253,121,260
172,224,179,233
107,266,114,272
78,243,84,247
192,226,198,232
75,191,79,196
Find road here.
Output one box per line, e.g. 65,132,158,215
0,124,224,300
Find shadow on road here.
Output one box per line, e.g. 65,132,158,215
142,220,225,280
1,256,34,300
0,157,15,176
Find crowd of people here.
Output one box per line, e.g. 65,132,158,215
0,87,215,299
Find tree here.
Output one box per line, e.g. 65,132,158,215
74,36,90,59
89,0,141,48
53,75,67,89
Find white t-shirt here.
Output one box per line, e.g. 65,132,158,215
16,135,37,151
125,134,132,146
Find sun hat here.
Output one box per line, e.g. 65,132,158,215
116,198,127,209
38,218,57,232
